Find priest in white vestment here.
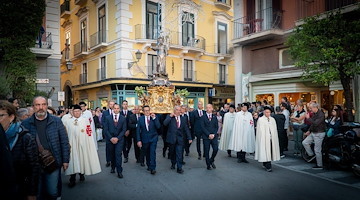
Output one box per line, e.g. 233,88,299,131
229,103,255,163
219,104,236,157
255,107,280,172
61,105,73,128
64,105,101,187
79,101,97,150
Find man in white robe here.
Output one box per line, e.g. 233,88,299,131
219,104,236,157
79,101,97,150
255,107,280,172
61,105,73,128
229,103,255,163
64,105,101,187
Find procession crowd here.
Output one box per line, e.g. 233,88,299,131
0,96,344,200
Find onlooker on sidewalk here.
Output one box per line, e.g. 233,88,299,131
280,103,290,151
291,104,306,156
273,106,286,158
325,109,342,137
302,103,326,170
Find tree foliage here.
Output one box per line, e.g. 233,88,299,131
0,0,46,103
287,8,360,121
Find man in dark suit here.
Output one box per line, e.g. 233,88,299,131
120,100,133,163
164,106,192,174
159,113,170,158
103,104,127,178
136,106,161,175
101,100,115,167
127,105,142,164
181,105,191,156
201,104,219,170
190,101,205,160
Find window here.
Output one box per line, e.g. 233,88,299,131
64,31,71,59
146,1,161,39
279,49,295,69
182,12,195,46
184,59,193,81
98,4,106,43
147,54,157,76
80,19,87,52
99,57,106,80
65,31,71,45
217,22,227,54
219,64,226,84
81,63,88,84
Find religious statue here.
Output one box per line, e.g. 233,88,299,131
152,32,169,76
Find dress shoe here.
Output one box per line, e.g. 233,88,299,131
203,154,206,158
228,154,232,157
243,159,249,164
79,174,85,182
105,162,111,167
211,163,216,169
171,165,175,170
124,158,129,163
185,153,189,156
207,166,212,170
140,163,145,167
110,169,115,173
118,173,123,178
68,181,76,188
181,161,186,165
177,169,184,174
198,155,202,160
151,170,156,175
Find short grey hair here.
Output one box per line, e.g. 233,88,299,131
174,105,181,111
310,103,319,108
17,108,29,118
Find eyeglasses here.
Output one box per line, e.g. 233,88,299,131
0,113,9,118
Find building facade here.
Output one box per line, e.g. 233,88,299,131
60,0,235,110
232,0,360,116
31,0,62,108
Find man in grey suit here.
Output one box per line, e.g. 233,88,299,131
101,100,115,167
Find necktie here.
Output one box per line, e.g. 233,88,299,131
199,110,202,117
147,117,150,131
208,114,212,121
136,114,139,120
176,116,180,128
114,115,118,126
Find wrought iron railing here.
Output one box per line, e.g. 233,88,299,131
233,7,282,39
35,32,52,49
135,24,162,40
97,67,106,81
90,31,107,48
79,73,87,84
74,41,87,55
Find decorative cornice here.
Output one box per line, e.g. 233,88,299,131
75,7,88,17
61,19,72,28
212,11,233,20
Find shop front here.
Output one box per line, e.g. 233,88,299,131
209,86,235,110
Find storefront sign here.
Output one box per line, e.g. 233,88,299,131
214,87,235,98
58,91,65,102
35,79,49,84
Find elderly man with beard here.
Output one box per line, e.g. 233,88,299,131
22,96,70,199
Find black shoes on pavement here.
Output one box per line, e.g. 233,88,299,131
105,162,111,167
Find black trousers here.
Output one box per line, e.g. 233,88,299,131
195,133,202,155
277,129,287,155
109,141,123,173
123,134,133,159
203,137,219,167
169,142,184,169
284,129,288,149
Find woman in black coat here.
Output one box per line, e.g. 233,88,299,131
0,100,40,199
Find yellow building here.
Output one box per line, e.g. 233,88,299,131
60,0,234,110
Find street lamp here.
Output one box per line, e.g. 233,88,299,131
66,61,73,70
128,50,142,69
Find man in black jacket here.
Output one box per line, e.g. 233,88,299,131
201,104,219,170
120,100,133,163
273,106,286,158
127,105,142,164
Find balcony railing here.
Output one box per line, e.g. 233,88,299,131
35,32,52,49
214,43,233,55
90,31,107,48
60,0,70,17
135,24,161,40
74,41,88,56
296,0,359,20
97,67,106,81
234,7,282,40
79,73,87,84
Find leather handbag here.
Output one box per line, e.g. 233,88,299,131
36,134,58,173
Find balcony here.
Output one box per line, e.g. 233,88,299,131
135,24,161,41
90,31,108,50
97,67,106,81
233,7,284,45
60,0,70,18
214,43,233,56
214,0,231,10
79,73,87,84
74,41,88,56
30,32,53,58
75,0,87,6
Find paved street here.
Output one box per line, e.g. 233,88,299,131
61,139,360,200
